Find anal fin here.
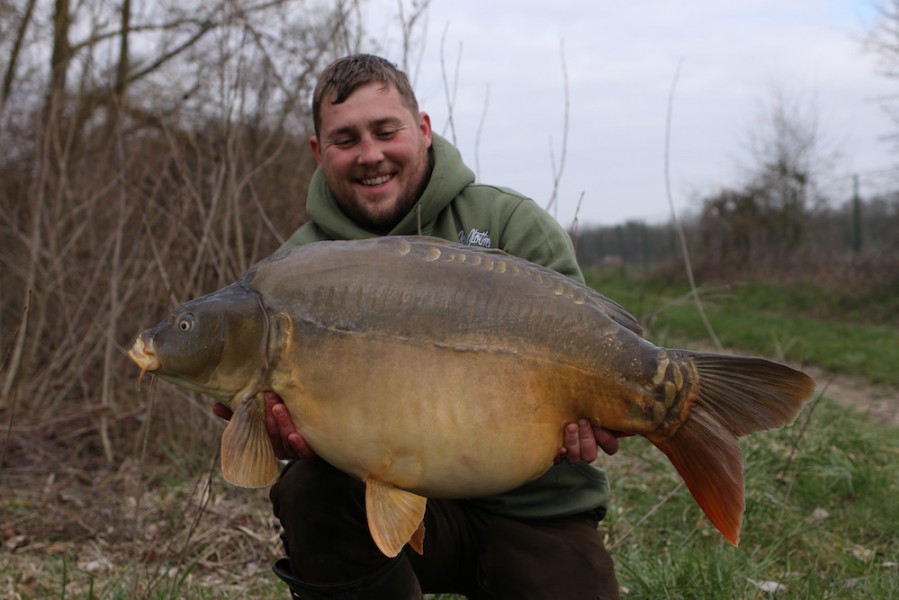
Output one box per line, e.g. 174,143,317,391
409,520,426,555
651,408,744,545
364,477,427,557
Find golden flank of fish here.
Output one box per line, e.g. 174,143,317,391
128,236,815,557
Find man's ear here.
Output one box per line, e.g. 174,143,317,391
419,112,433,147
310,135,322,165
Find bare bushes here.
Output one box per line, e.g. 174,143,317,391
0,0,358,486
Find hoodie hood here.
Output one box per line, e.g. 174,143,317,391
304,134,475,240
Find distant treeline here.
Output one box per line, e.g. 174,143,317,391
574,192,899,287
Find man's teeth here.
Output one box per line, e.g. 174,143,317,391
361,174,391,186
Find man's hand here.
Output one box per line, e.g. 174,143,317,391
212,392,314,461
555,419,627,464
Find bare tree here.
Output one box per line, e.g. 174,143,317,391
0,0,371,455
0,0,37,120
868,0,899,153
696,87,837,272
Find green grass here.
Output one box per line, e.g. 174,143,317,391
604,397,899,599
585,270,899,386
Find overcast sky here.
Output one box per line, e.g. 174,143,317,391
362,0,895,228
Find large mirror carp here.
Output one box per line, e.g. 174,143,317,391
128,236,815,557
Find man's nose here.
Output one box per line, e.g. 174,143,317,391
356,135,384,164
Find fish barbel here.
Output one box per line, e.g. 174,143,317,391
128,236,814,556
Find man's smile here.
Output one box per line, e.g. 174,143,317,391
359,173,395,187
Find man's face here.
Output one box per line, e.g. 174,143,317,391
311,82,433,232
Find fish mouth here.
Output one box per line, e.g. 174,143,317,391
128,335,161,385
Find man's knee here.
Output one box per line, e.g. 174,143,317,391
270,458,386,581
477,512,619,599
270,458,364,523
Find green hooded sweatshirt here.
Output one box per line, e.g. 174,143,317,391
280,134,610,519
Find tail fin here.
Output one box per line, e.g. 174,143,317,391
650,353,814,545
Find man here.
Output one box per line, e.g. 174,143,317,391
216,54,620,599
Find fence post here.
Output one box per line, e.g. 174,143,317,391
852,173,862,253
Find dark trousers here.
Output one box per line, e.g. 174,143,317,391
270,458,620,600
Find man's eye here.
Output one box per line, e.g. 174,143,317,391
376,130,397,139
334,138,355,147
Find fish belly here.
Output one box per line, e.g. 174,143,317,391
275,333,591,498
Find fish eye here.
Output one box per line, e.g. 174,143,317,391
177,315,195,332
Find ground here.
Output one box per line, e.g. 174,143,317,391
804,366,898,427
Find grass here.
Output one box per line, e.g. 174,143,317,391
1,471,288,599
603,397,898,598
585,270,899,386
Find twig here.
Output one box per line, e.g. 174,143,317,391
1,292,30,470
438,22,461,144
570,191,585,251
474,84,490,179
397,0,432,78
778,382,828,508
663,59,722,351
609,482,683,549
772,381,826,591
129,384,156,597
546,39,570,218
141,458,217,600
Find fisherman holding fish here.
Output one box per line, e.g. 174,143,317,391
130,50,813,598
218,54,622,599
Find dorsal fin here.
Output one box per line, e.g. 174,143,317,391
401,236,644,335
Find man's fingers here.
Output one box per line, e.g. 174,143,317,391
576,419,599,463
593,427,620,456
270,403,294,437
262,393,292,459
562,422,579,462
562,420,599,464
265,393,315,461
286,432,315,461
553,447,567,465
559,420,602,464
212,402,233,421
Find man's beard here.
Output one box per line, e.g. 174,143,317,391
335,151,433,234
343,186,421,234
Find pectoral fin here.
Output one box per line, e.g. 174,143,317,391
364,477,427,557
220,396,278,488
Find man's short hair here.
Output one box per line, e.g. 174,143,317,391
312,54,419,137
